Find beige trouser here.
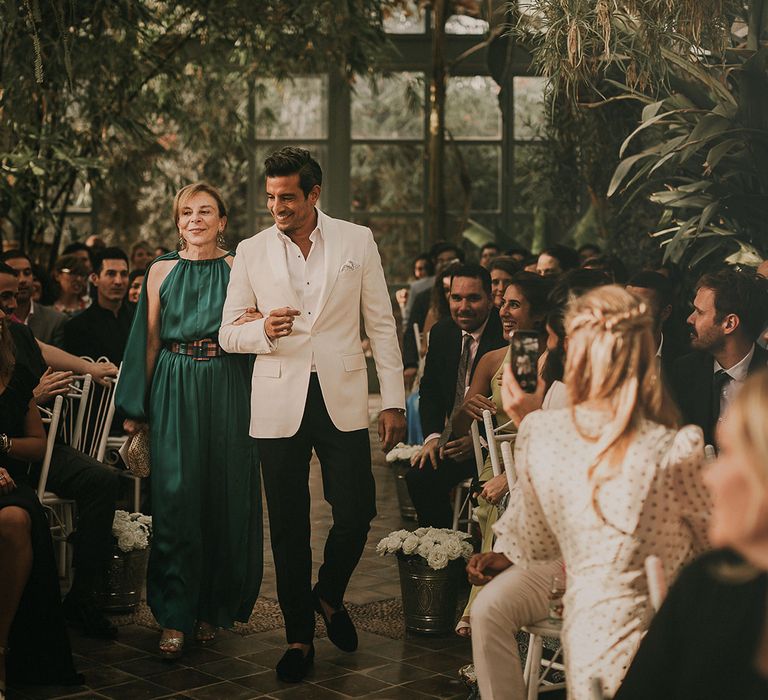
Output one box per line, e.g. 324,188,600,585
470,559,563,700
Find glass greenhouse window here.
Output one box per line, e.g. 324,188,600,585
446,76,502,139
254,76,328,139
351,144,423,212
513,76,547,140
355,217,424,284
445,144,501,212
352,73,425,139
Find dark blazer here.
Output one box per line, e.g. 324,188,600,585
27,303,68,348
419,309,505,438
669,344,768,446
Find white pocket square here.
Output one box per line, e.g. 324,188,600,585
340,259,360,273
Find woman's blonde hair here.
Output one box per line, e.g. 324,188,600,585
172,183,227,225
564,285,680,521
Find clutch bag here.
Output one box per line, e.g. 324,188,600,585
121,427,151,478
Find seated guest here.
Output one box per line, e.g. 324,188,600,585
615,368,768,700
63,247,133,363
407,264,505,528
488,256,521,309
0,308,82,694
52,254,91,316
1,251,68,347
129,240,154,271
30,264,55,305
577,242,601,264
581,253,628,284
450,272,552,637
536,244,579,278
128,268,145,305
0,263,119,639
669,268,768,448
470,286,712,700
61,242,93,274
479,242,500,269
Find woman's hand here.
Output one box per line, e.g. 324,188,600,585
33,367,73,405
501,363,546,427
123,419,147,436
233,307,263,326
0,467,17,495
460,393,497,422
480,473,509,506
89,361,119,387
466,552,512,586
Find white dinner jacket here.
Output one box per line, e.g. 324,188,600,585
219,210,406,438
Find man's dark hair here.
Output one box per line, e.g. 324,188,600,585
129,268,146,284
62,241,90,256
480,242,500,253
0,262,19,277
627,270,674,310
449,263,492,297
577,243,602,257
264,147,322,197
521,254,538,268
0,249,30,265
540,244,579,272
581,253,628,284
413,253,434,276
696,268,768,342
504,246,531,259
548,268,612,308
431,242,465,263
489,256,521,277
94,247,129,275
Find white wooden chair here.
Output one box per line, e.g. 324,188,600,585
58,373,93,450
37,396,74,579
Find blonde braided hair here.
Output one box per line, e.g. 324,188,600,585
564,285,680,526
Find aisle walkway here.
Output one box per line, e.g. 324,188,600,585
9,398,472,699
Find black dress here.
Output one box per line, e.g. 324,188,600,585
614,548,768,700
1,364,82,686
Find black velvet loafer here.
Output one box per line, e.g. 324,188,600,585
312,585,358,652
276,644,314,683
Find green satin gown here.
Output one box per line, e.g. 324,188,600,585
115,251,262,634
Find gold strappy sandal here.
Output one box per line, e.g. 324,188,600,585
194,622,217,644
159,630,184,659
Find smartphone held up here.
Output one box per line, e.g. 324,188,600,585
507,330,539,393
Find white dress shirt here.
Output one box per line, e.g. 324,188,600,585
714,344,755,423
278,222,325,369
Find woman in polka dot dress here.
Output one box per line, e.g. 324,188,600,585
493,285,712,700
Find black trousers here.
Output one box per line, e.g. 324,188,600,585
45,445,120,596
405,456,476,528
258,375,376,644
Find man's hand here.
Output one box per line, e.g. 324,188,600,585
123,419,147,436
479,473,509,506
466,552,512,586
264,307,300,340
440,434,473,462
378,408,406,453
89,361,119,386
233,307,264,326
500,363,546,427
33,367,73,405
395,288,409,306
461,393,497,422
412,436,440,470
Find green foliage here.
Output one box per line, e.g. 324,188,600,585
608,48,768,271
0,0,393,260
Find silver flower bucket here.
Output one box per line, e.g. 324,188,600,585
96,546,149,612
398,554,465,635
392,460,417,521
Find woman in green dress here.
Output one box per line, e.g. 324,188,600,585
116,183,262,658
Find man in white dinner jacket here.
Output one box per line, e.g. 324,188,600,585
219,147,406,682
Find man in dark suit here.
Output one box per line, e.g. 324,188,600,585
2,250,68,347
670,268,768,448
406,263,505,527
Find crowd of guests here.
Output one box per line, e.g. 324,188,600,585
0,236,168,695
399,241,768,699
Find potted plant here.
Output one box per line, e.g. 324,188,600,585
377,527,474,635
96,510,152,612
385,443,422,521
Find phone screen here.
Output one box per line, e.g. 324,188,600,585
508,330,539,393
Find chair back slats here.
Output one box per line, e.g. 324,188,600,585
483,409,503,477
37,395,64,500
500,440,517,493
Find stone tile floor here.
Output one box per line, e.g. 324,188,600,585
8,398,474,699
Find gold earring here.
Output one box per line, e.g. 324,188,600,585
178,235,186,250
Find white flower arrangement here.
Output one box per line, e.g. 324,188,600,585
376,527,474,570
112,510,152,553
385,442,423,463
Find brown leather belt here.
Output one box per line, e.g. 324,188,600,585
166,338,226,361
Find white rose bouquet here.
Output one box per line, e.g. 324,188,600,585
112,510,153,553
385,443,423,463
376,527,474,570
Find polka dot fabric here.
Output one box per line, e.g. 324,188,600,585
493,407,712,700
